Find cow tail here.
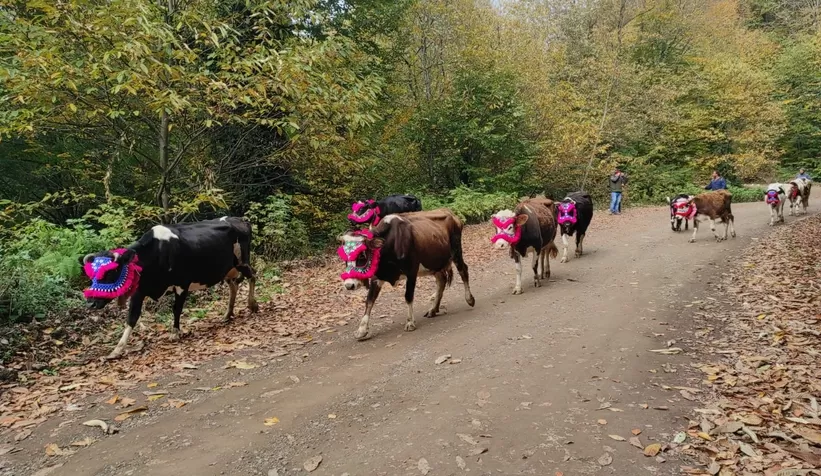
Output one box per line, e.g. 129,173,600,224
548,242,559,259
444,266,454,288
449,216,468,271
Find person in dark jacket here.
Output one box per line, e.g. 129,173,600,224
704,170,727,190
609,167,628,214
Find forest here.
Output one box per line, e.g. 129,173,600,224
0,0,819,323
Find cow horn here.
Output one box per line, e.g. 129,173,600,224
82,253,95,264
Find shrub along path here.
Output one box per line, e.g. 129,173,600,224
0,202,818,476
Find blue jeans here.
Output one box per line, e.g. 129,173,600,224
610,192,622,213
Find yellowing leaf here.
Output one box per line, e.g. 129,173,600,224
147,383,158,388
147,394,165,402
328,414,337,419
44,443,63,456
644,443,661,457
106,395,119,405
697,432,713,441
264,417,280,426
114,406,148,422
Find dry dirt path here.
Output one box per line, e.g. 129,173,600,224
5,202,803,476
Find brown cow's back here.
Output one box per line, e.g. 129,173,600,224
515,198,557,242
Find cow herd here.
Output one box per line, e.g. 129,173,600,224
80,182,810,358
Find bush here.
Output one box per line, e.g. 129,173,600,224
246,194,312,260
417,186,519,224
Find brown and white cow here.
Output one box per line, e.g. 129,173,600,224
687,190,736,243
338,209,475,340
491,198,559,294
787,178,811,216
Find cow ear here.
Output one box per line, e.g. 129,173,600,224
515,214,529,227
115,249,136,265
370,238,385,249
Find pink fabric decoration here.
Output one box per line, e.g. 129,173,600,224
557,202,577,225
83,248,142,299
348,200,382,226
672,199,696,220
338,230,381,280
490,216,522,245
766,190,780,205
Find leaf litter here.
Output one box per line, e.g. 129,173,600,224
674,216,821,474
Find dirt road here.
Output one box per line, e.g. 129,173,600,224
5,202,798,476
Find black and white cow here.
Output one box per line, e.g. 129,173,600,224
556,191,593,263
787,178,812,216
348,194,422,229
80,217,259,359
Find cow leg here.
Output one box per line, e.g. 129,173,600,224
170,289,189,340
532,250,541,287
450,233,476,307
769,205,775,226
425,273,447,318
223,280,238,322
728,213,736,238
513,251,524,295
354,280,383,340
107,292,145,360
780,202,785,222
709,218,722,242
237,264,259,313
560,233,569,263
689,218,699,243
540,248,547,278
404,274,418,332
575,232,584,258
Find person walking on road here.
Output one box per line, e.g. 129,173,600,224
704,170,727,190
609,167,628,215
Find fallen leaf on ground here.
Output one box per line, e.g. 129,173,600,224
264,417,280,426
226,381,248,388
119,397,136,408
608,435,626,441
226,361,257,370
435,354,451,365
598,453,613,466
644,443,661,457
629,436,643,449
147,383,158,388
114,406,148,422
597,419,607,425
82,419,110,434
631,429,642,435
44,443,67,456
456,455,466,470
14,429,32,441
303,455,322,472
105,395,118,405
469,447,488,456
457,433,479,445
147,394,165,402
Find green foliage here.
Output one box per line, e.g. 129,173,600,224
418,187,519,224
246,194,311,261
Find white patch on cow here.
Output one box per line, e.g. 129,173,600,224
152,225,179,241
404,301,416,332
340,232,365,243
382,214,402,224
219,216,228,222
233,242,241,260
560,233,569,263
513,252,523,295
343,278,362,290
107,325,133,359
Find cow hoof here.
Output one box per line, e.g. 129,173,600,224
560,256,568,263
354,328,370,341
248,301,260,313
688,238,695,243
168,331,180,342
104,351,122,361
513,288,523,295
731,232,736,238
534,280,541,288
404,322,417,332
575,251,582,258
424,309,438,318
466,295,476,307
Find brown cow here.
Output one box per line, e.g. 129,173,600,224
687,190,736,243
338,209,475,340
491,198,559,294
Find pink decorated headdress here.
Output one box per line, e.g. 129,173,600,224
83,248,141,300
557,201,577,225
338,230,381,280
348,200,382,227
490,216,522,245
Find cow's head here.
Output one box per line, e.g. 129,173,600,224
490,210,526,249
79,248,141,309
347,199,381,228
789,183,800,200
670,196,694,231
557,200,577,234
338,230,382,290
766,189,781,206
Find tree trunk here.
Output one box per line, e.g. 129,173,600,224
158,110,170,215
